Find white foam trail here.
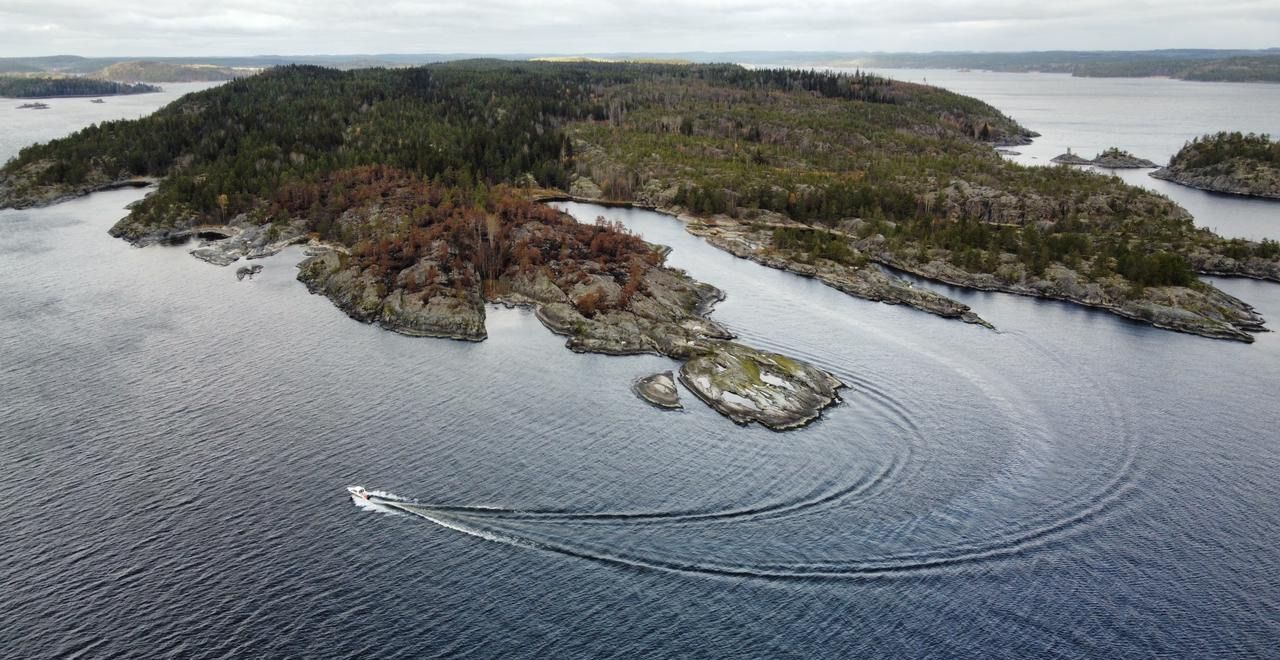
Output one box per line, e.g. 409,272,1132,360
351,493,405,516
383,502,544,551
368,490,406,501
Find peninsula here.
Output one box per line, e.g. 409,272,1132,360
1,62,1277,365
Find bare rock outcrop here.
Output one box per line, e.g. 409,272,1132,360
680,341,843,431
633,371,682,409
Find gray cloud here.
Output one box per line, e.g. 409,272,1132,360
1,0,1277,56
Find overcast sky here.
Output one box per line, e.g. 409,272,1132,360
2,0,1277,57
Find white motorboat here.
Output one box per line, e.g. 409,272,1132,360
347,485,371,501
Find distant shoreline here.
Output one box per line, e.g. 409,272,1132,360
4,91,163,100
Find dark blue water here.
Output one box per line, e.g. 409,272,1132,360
2,78,1279,658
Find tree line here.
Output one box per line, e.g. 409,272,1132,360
0,77,159,98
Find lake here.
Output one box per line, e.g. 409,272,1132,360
1,75,1278,658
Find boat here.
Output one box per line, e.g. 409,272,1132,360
347,485,371,501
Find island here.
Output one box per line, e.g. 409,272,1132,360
1051,148,1157,168
1091,148,1158,169
1,61,1278,410
1049,151,1094,166
0,76,160,98
1151,132,1280,200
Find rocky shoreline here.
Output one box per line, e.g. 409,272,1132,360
283,197,841,429
298,248,490,342
1186,249,1280,283
1151,166,1280,200
102,189,845,430
0,171,158,210
680,213,993,329
868,252,1267,343
1150,133,1280,200
538,190,1268,343
0,163,843,430
538,194,993,328
297,245,842,429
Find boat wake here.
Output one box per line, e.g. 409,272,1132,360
350,489,409,515
350,331,1142,583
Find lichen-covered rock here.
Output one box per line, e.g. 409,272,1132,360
679,342,843,430
297,250,487,342
531,277,732,358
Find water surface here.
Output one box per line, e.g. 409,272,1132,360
1,74,1278,659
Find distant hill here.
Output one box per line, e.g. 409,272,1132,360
0,56,117,74
531,56,692,65
93,61,249,83
0,54,459,74
2,50,1278,82
549,49,1280,82
1062,55,1280,82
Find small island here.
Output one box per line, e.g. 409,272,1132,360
0,76,160,99
1051,148,1157,168
633,372,682,409
1151,132,1280,200
1091,148,1158,169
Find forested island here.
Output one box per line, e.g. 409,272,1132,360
1070,56,1280,82
1152,132,1280,200
0,77,160,98
1,61,1277,354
